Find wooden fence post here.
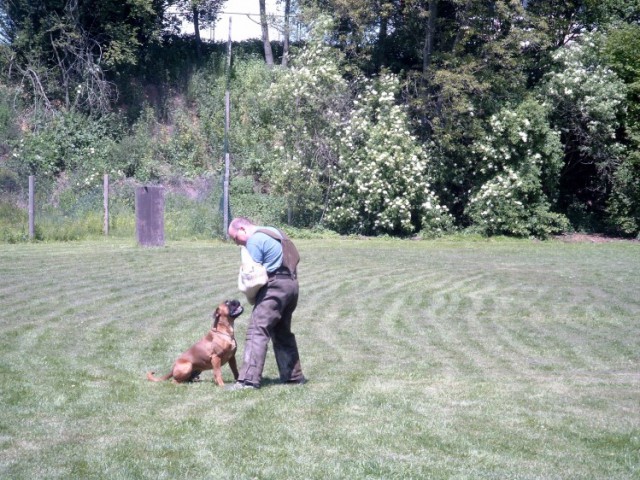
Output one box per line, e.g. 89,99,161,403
135,186,165,247
103,174,109,236
28,175,35,240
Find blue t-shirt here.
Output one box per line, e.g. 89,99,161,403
246,227,283,273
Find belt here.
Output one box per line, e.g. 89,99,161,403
268,268,296,279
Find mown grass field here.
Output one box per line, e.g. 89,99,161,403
1,237,638,479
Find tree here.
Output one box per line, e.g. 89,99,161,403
584,0,640,26
465,98,568,237
260,0,274,65
524,0,586,48
0,3,11,44
262,16,348,225
540,33,627,230
327,73,453,236
2,0,165,115
170,0,225,59
281,0,291,67
601,22,640,236
299,0,395,73
413,0,540,221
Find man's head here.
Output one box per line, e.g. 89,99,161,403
228,217,255,245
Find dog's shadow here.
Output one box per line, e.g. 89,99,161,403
190,376,298,387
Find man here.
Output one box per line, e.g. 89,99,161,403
226,217,306,390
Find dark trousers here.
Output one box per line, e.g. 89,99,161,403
239,275,304,386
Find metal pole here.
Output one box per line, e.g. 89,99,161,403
28,175,35,240
223,17,232,239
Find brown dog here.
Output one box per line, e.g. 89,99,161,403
147,299,244,386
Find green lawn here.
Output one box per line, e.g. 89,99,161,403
1,238,638,479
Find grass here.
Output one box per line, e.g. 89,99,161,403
0,237,638,479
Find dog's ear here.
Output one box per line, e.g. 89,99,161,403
212,308,220,329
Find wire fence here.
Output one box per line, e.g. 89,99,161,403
1,172,289,243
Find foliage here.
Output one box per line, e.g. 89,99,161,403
9,111,120,179
164,184,224,240
408,0,543,220
327,72,453,236
228,175,287,227
607,149,640,237
584,0,640,26
601,23,640,236
109,103,213,182
2,0,165,115
0,173,231,242
465,99,569,237
157,102,210,176
601,23,640,133
466,167,570,238
1,1,640,238
168,0,224,33
0,84,19,162
108,107,159,181
263,16,350,226
540,32,627,227
0,200,28,242
188,54,279,182
0,166,19,194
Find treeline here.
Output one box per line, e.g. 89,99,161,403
0,1,639,238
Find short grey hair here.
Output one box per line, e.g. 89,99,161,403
229,217,254,230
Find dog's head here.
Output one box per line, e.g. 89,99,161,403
213,299,244,328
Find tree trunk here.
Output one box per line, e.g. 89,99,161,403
452,0,472,53
281,0,290,67
259,0,274,66
422,0,438,76
376,4,389,70
193,5,202,60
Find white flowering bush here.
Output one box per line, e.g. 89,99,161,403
326,73,453,236
542,33,626,169
466,167,569,237
540,32,627,232
466,99,569,237
263,16,349,225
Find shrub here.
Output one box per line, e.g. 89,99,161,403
228,175,287,226
466,99,568,238
165,195,223,240
540,32,627,225
326,73,453,236
0,85,20,156
606,150,640,237
263,16,349,226
11,111,119,179
0,200,28,243
466,167,569,237
110,107,165,181
0,167,20,195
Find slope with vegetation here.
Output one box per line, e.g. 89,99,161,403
0,0,639,240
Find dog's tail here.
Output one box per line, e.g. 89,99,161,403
146,371,173,382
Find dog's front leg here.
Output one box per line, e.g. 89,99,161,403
228,355,239,381
211,356,225,386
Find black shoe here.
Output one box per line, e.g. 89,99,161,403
284,377,307,385
225,381,259,391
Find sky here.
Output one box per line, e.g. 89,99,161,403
179,0,282,42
